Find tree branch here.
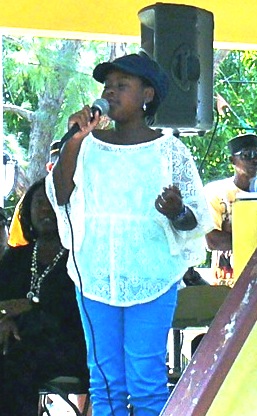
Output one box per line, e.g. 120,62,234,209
3,104,33,122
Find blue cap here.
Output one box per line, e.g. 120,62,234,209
93,53,170,104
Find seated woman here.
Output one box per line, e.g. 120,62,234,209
0,177,90,416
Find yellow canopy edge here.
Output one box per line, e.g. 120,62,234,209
1,0,257,49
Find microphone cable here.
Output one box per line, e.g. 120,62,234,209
56,127,116,416
198,109,220,178
63,203,115,416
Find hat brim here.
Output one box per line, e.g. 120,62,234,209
93,61,158,86
228,134,257,154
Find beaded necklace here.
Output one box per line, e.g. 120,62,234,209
26,241,66,304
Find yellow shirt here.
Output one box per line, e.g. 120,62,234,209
8,197,28,247
203,176,249,286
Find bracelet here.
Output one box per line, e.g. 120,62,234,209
170,205,187,222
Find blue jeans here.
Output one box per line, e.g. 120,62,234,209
76,285,177,416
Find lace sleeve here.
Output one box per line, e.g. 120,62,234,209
45,172,72,250
45,139,90,251
163,134,214,265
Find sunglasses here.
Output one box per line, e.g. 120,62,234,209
234,149,257,160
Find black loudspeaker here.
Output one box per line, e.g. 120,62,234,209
138,3,214,134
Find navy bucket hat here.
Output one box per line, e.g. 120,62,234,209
93,53,170,105
228,133,257,154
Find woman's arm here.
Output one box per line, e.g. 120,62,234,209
0,315,21,355
0,299,32,317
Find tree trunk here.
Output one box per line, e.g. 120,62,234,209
27,40,83,185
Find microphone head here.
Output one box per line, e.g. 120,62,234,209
92,98,110,116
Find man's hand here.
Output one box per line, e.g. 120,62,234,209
222,218,232,234
206,229,232,251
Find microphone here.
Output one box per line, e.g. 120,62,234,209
58,98,110,149
90,98,110,119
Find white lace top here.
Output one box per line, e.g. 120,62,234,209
46,129,213,306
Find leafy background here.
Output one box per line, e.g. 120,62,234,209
3,39,257,240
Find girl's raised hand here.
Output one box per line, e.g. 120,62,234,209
155,185,184,219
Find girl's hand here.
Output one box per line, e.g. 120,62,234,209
68,105,101,140
155,185,184,219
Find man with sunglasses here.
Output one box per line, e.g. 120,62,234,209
204,133,257,287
